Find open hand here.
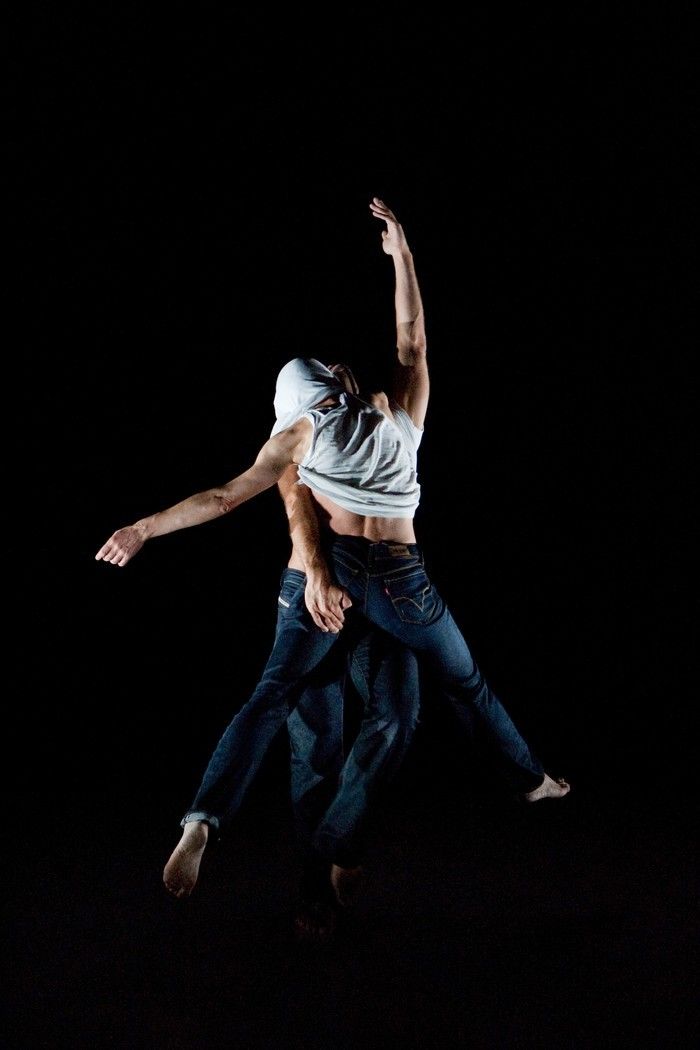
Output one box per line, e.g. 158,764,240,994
370,197,408,257
95,524,147,567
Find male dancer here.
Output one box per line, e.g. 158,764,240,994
96,198,569,925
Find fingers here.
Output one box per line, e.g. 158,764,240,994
321,605,345,632
104,551,127,565
95,537,129,566
328,586,352,617
96,543,119,563
309,609,342,634
309,610,331,633
307,585,351,633
370,197,396,222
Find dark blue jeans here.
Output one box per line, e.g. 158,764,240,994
183,539,544,859
326,537,544,793
183,567,420,867
288,571,420,867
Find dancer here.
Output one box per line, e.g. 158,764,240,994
96,198,569,920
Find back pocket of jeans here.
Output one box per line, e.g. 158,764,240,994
384,571,442,624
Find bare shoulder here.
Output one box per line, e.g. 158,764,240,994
280,416,313,463
257,418,313,473
370,391,390,410
369,391,394,420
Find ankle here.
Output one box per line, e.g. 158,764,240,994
182,820,209,845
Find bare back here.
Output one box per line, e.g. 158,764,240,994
287,392,417,571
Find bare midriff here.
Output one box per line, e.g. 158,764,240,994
287,490,417,571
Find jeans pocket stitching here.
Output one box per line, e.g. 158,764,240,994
385,575,436,624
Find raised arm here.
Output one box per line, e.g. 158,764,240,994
95,420,310,567
370,197,429,429
277,465,352,633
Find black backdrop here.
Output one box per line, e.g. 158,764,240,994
10,14,699,1048
18,12,696,830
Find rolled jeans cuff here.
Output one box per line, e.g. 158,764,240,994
181,811,220,832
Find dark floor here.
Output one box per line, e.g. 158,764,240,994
7,754,697,1049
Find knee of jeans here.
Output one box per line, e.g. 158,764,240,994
467,671,489,703
394,693,420,734
448,666,486,701
372,714,417,746
377,702,418,736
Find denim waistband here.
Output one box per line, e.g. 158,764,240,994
328,534,422,567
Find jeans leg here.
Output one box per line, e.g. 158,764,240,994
182,569,338,831
330,541,545,794
312,629,420,867
287,649,346,856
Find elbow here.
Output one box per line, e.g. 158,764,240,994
397,319,427,359
398,342,428,367
409,315,427,355
216,493,237,515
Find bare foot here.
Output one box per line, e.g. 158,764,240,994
293,900,337,943
330,864,365,908
163,821,209,898
524,773,571,803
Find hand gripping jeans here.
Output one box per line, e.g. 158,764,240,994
182,567,420,868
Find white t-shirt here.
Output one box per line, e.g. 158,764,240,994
298,395,423,518
270,357,423,518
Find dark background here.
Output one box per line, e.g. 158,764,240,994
11,10,698,1048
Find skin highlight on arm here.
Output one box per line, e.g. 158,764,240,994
369,197,429,430
95,420,312,567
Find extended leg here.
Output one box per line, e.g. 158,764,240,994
163,569,338,899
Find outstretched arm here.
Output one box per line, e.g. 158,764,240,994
277,466,352,633
95,420,310,567
370,197,429,429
